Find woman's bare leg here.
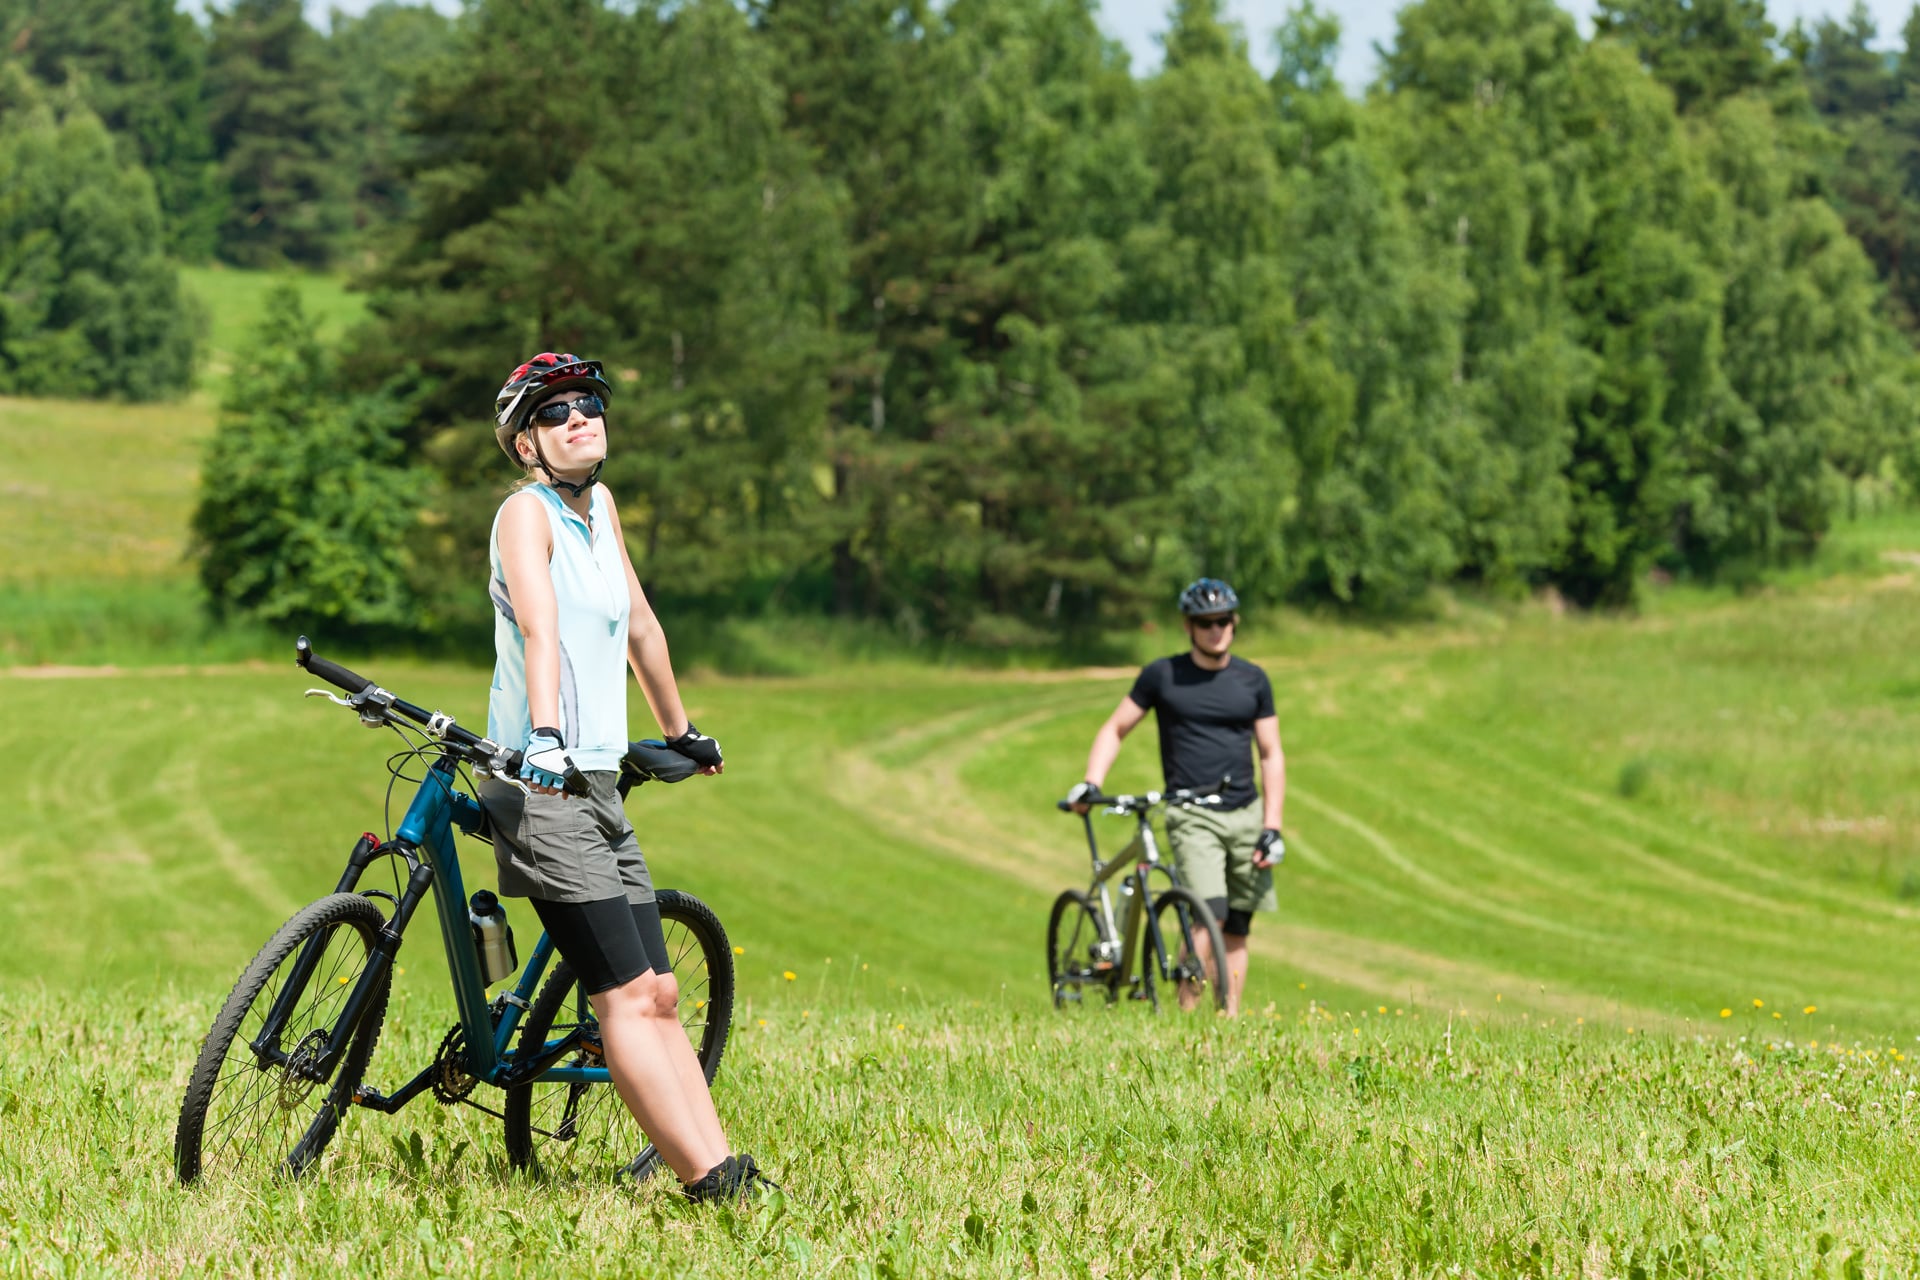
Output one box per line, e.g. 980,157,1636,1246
589,972,728,1182
645,972,728,1156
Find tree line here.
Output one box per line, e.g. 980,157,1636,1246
5,0,1920,642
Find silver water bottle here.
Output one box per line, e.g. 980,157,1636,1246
468,890,519,986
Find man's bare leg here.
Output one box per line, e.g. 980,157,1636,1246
1222,933,1250,1016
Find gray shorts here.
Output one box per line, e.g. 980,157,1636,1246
477,771,654,905
1165,800,1276,914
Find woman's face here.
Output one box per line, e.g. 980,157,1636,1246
518,387,608,476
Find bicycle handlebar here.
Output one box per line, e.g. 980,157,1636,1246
296,637,709,801
296,636,601,796
296,636,374,697
1056,778,1230,816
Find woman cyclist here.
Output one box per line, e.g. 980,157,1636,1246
477,351,773,1202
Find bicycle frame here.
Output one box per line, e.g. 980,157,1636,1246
1072,807,1181,995
252,752,605,1110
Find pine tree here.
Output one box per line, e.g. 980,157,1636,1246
206,0,350,267
1592,0,1791,114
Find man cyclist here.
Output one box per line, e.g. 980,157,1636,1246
1066,578,1284,1017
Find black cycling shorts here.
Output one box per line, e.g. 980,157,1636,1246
530,896,670,995
1206,896,1254,938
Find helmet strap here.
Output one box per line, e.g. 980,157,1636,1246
527,431,603,498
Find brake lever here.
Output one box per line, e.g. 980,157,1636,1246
299,687,385,725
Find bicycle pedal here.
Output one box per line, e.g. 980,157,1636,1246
352,1084,389,1108
1127,988,1153,1001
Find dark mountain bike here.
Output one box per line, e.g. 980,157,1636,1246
1048,786,1229,1012
174,638,734,1185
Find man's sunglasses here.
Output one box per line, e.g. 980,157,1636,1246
1191,615,1236,630
530,394,605,426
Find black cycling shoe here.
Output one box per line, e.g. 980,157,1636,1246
682,1153,782,1204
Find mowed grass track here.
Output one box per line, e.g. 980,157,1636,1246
3,557,1920,1271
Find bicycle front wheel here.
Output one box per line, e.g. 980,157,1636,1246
174,893,392,1184
1047,888,1114,1009
1148,886,1229,1012
502,889,733,1180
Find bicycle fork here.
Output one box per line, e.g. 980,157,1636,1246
250,832,435,1085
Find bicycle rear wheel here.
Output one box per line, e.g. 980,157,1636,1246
502,889,733,1180
174,893,392,1183
1046,888,1115,1009
1148,885,1229,1012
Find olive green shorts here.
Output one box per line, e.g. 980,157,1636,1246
477,771,654,905
1165,801,1276,914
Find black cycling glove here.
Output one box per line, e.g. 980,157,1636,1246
665,723,723,768
1253,827,1285,869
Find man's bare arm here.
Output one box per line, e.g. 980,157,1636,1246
1253,714,1285,831
1076,696,1148,803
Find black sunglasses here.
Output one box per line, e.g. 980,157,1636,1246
530,394,605,426
1191,614,1236,630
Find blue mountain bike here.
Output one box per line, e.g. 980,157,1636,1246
173,638,734,1184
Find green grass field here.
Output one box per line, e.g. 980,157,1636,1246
4,559,1920,1273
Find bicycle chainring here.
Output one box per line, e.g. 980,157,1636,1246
431,1022,479,1104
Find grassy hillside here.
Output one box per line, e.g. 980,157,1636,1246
3,552,1920,1272
8,560,1920,1027
0,267,369,667
180,265,367,386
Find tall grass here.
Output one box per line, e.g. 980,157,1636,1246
0,986,1911,1277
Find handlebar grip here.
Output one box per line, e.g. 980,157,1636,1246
295,636,373,696
623,740,698,785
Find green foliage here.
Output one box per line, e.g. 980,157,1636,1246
1593,0,1791,113
312,0,1920,633
206,0,350,267
0,71,198,397
325,2,452,244
192,283,426,628
0,0,222,258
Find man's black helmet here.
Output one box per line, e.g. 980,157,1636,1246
1178,577,1239,616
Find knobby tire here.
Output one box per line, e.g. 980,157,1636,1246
174,893,391,1184
1150,885,1230,1013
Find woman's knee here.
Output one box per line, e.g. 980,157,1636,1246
595,969,657,1015
592,967,680,1022
645,970,681,1019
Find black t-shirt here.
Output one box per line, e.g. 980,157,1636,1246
1127,654,1274,811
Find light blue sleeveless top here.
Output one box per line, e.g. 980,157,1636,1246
487,484,629,772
